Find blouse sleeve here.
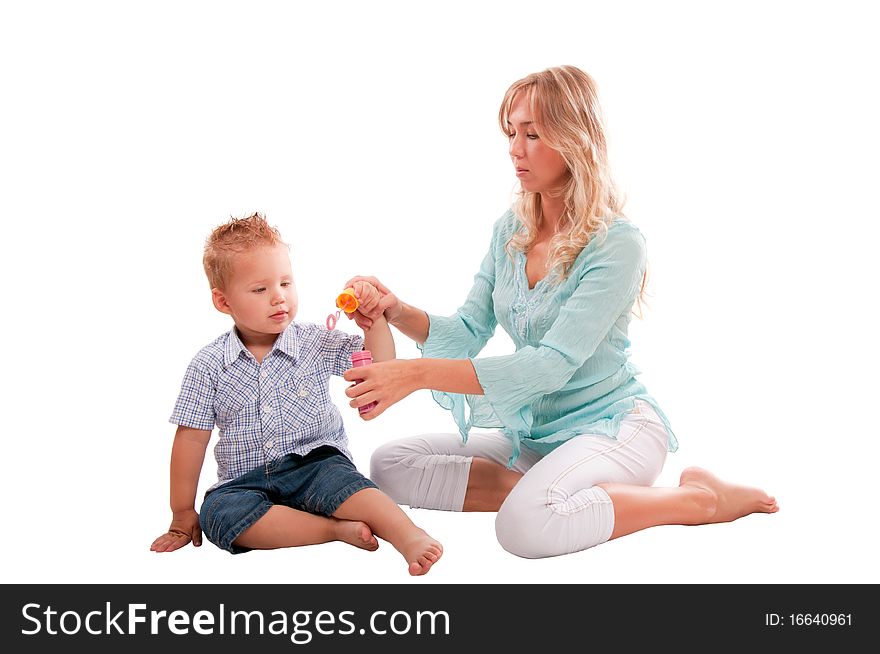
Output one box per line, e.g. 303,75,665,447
472,224,647,464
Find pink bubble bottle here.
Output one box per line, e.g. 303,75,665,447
350,350,378,415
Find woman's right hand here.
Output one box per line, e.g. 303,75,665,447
344,275,402,330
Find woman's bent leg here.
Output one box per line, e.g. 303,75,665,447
495,401,669,558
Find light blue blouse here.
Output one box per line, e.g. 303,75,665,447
419,209,678,466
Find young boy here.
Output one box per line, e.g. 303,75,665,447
150,212,442,575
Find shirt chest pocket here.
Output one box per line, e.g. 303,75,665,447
279,373,329,431
214,382,258,427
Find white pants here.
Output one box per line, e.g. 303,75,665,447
370,400,669,558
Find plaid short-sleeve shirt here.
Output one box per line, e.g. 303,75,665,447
170,322,364,490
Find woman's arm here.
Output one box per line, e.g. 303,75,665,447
387,301,430,344
412,358,483,394
346,224,647,425
343,357,482,419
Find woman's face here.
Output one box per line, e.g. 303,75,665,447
506,95,569,194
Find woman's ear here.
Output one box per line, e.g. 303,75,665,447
211,288,232,315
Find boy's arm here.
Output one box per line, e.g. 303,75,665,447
362,314,395,362
150,425,212,553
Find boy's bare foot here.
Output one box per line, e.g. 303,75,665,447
395,528,443,576
334,519,379,551
679,466,779,524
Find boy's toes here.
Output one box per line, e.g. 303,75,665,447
409,561,426,576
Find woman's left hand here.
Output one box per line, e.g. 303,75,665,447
343,359,422,419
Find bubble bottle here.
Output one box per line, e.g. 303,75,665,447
350,350,378,414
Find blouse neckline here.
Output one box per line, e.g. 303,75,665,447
516,249,553,295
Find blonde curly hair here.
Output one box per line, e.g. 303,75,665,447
202,212,286,289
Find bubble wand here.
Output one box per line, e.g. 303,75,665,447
326,287,359,330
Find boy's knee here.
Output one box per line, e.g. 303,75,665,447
197,497,221,544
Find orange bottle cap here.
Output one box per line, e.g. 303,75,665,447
336,288,359,314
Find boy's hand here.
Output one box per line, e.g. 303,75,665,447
150,509,202,553
350,280,381,325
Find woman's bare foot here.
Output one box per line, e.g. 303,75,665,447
394,527,443,576
334,519,379,551
679,466,778,524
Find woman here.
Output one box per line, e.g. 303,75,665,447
342,65,777,558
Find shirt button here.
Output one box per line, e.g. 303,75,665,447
263,404,272,413
261,370,269,379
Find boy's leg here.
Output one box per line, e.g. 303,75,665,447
333,488,443,576
276,446,443,575
233,505,379,551
200,455,380,554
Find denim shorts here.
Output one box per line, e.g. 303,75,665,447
199,445,377,554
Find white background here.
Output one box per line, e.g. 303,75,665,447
1,1,877,585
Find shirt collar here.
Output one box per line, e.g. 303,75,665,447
274,323,299,359
223,323,299,367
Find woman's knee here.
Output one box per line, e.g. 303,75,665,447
370,434,474,511
369,440,404,493
495,501,550,559
494,487,611,559
369,436,434,497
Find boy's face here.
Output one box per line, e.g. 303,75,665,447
212,244,298,338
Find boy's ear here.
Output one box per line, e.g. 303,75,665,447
211,288,232,315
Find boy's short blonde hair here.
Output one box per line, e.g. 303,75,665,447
203,212,286,289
